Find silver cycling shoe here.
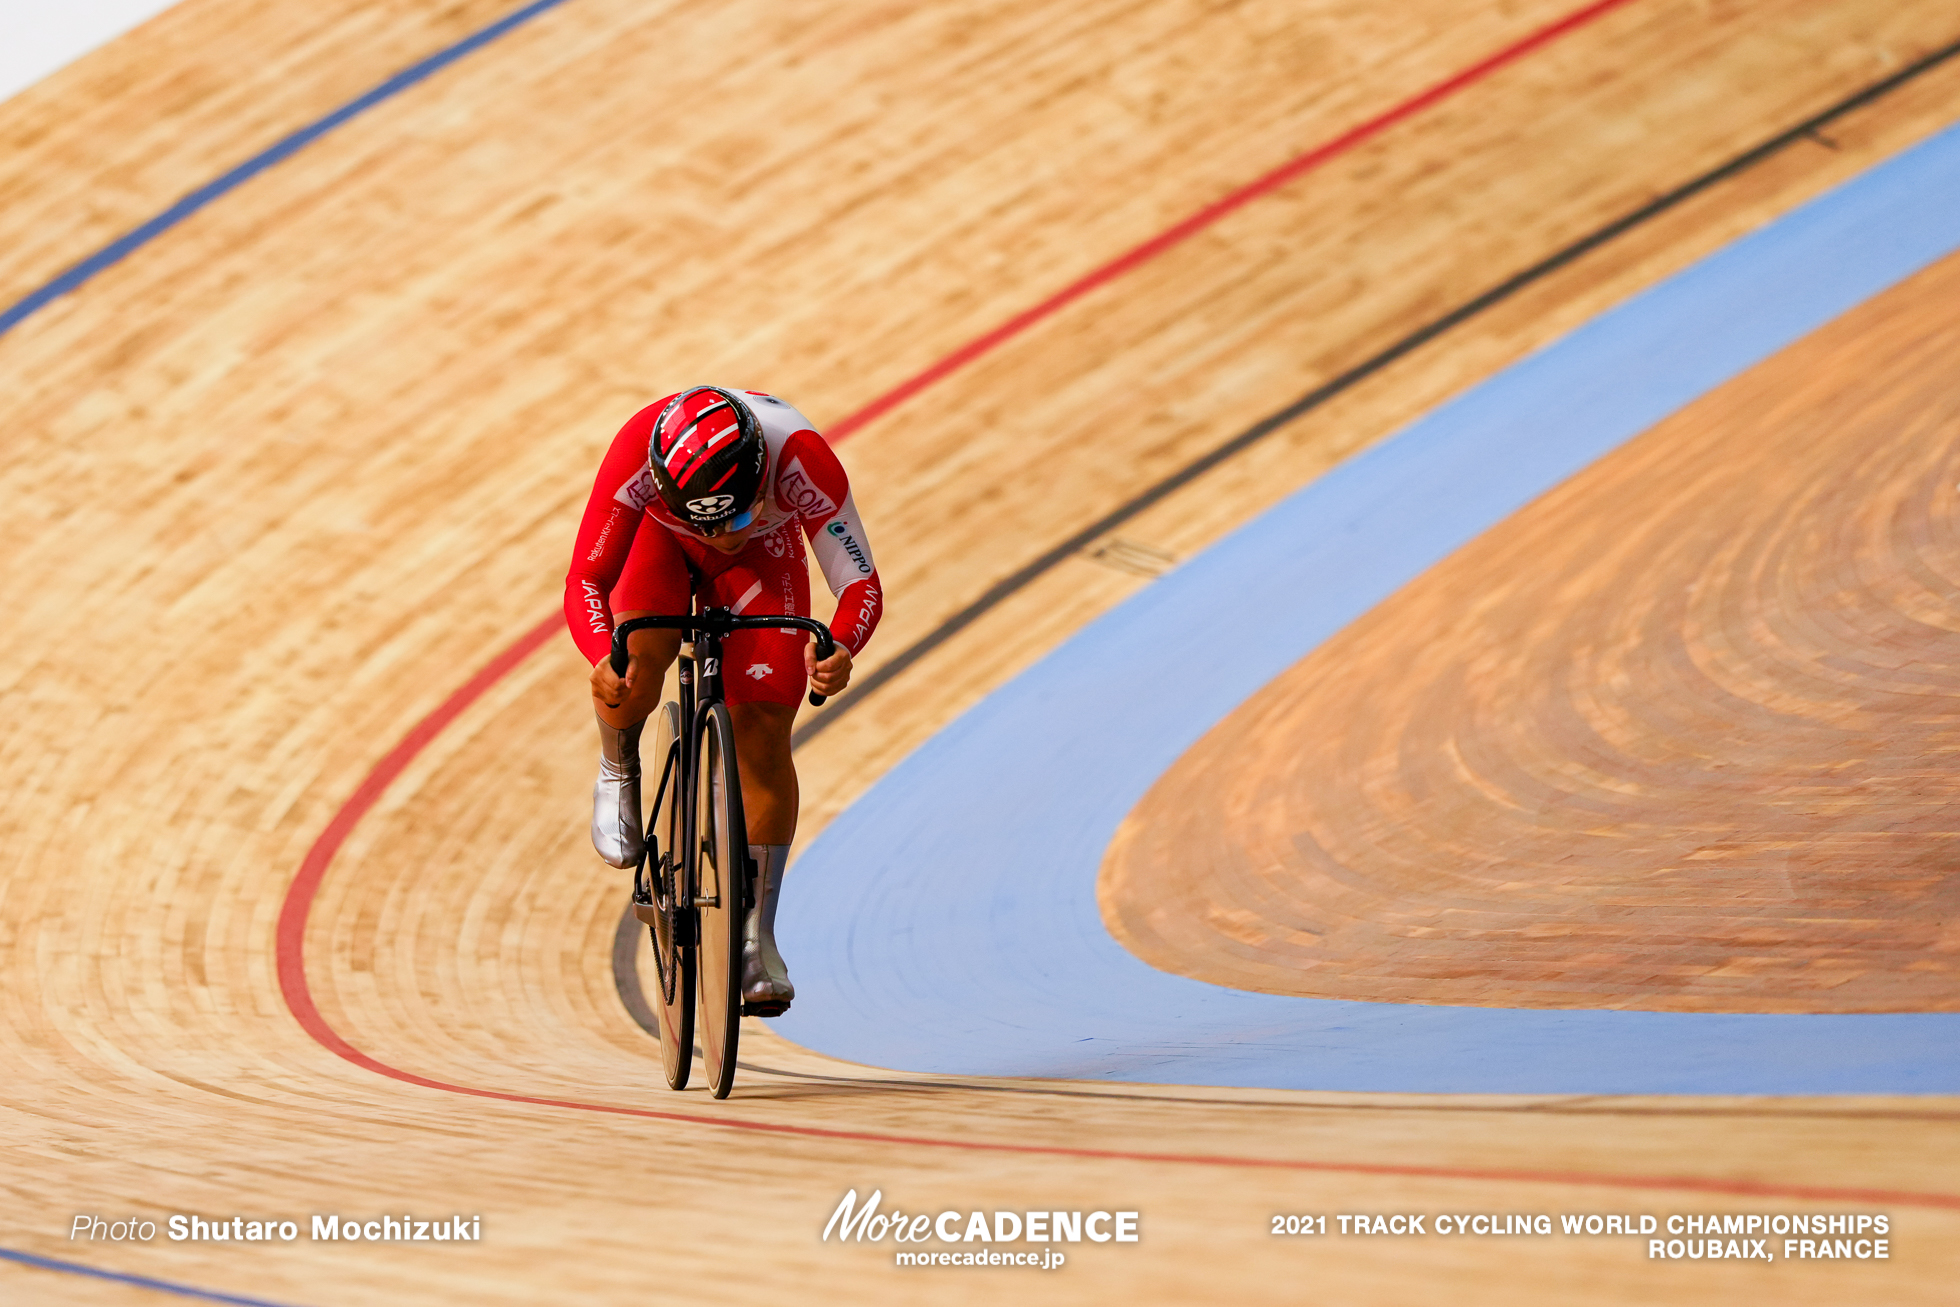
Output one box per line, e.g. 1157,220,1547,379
590,716,644,870
741,843,794,1015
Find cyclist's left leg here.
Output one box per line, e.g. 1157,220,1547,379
729,701,796,1007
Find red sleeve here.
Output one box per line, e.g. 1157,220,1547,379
563,405,662,665
780,429,883,656
831,575,883,657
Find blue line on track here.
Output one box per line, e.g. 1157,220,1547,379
0,3,570,1291
774,119,1960,1095
0,0,576,340
0,1246,311,1307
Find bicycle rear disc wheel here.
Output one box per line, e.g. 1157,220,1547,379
694,702,748,1099
647,701,694,1091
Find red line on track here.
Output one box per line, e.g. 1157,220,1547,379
274,614,558,1021
825,0,1642,441
264,0,1960,1213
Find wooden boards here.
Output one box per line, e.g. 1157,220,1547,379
1102,246,1960,1014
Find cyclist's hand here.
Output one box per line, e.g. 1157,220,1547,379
807,641,853,697
591,653,631,708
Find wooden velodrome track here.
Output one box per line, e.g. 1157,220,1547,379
1103,246,1960,1016
3,1,1958,1303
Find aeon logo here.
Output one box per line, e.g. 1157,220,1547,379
778,459,837,519
686,494,736,516
614,468,657,512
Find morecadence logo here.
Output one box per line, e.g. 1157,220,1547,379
822,1189,1138,1272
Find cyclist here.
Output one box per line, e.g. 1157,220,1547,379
562,386,882,1014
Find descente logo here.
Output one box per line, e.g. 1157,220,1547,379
822,1188,1138,1246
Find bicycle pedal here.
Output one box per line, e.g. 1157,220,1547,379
741,998,791,1018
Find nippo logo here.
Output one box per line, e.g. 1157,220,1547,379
825,520,873,574
685,494,736,516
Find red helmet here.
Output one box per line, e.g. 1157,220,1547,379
646,386,767,535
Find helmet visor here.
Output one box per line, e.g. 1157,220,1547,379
692,501,758,537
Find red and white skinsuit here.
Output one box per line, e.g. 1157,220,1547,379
563,390,882,698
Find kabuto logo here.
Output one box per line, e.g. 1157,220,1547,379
826,520,872,574
686,494,737,516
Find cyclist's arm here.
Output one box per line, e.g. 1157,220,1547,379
782,430,882,655
563,412,658,664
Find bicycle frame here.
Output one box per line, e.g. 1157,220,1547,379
613,606,832,1094
611,608,835,912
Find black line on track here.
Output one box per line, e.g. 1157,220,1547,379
617,39,1960,1090
726,1060,1960,1120
614,886,1960,1119
788,33,1960,750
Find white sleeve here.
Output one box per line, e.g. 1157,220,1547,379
809,490,877,596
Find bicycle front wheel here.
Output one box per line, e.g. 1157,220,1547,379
646,701,694,1091
693,702,748,1099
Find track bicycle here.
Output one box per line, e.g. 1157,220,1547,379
611,608,835,1099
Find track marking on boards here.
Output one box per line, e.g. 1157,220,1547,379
590,44,1960,1113
790,31,1960,746
771,111,1960,1093
821,0,1644,441
0,1246,311,1307
260,944,1960,1210
733,1057,1960,1122
0,0,575,338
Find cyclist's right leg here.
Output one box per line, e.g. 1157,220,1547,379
589,618,680,867
695,530,810,1013
587,524,690,868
